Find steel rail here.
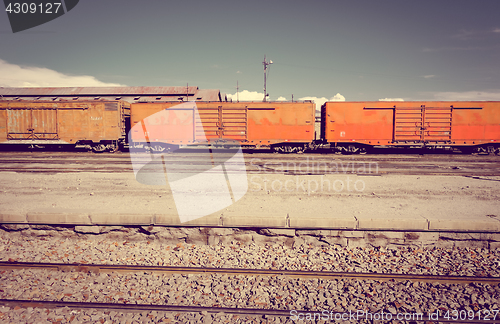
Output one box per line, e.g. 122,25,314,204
0,299,498,323
1,261,499,284
0,299,291,316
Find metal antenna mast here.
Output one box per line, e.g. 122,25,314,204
262,55,273,102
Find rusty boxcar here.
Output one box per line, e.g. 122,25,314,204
129,101,315,153
0,100,130,152
321,101,500,154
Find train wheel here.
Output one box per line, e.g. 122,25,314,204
92,144,107,153
345,145,360,154
271,145,286,153
272,145,305,154
477,145,496,155
150,144,166,153
487,145,497,155
107,144,119,153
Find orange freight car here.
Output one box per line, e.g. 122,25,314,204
129,101,315,152
0,100,130,152
321,101,500,154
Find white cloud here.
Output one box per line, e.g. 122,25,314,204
276,96,287,101
226,90,265,102
330,93,346,101
0,59,125,87
299,93,345,111
453,28,500,40
422,45,500,52
431,91,500,101
379,98,404,101
423,75,435,79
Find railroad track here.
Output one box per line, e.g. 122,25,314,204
0,151,498,175
0,299,291,317
0,262,500,323
1,261,500,323
1,261,500,284
0,300,499,324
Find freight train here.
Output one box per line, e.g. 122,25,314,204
0,99,499,154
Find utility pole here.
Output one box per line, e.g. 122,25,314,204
236,80,239,102
186,83,189,101
262,55,273,102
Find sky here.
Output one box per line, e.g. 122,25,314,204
1,0,500,108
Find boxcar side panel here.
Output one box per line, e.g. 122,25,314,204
130,102,179,127
7,109,32,139
103,102,121,140
322,102,394,145
246,102,315,143
58,106,89,144
218,103,248,141
451,101,500,145
137,107,195,144
0,101,63,143
58,101,127,143
88,103,104,141
31,109,57,139
195,103,220,142
130,102,194,144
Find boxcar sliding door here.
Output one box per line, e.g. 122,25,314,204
7,107,58,140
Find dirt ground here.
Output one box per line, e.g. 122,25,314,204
0,167,499,230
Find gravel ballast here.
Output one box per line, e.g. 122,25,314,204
0,228,500,323
1,228,499,277
0,268,499,323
